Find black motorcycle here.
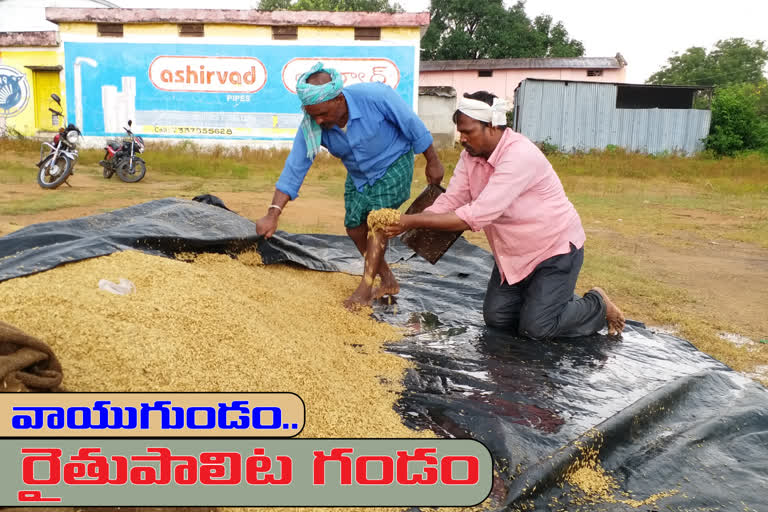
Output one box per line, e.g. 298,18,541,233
99,120,146,183
36,94,81,189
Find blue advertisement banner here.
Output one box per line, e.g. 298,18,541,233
63,42,416,140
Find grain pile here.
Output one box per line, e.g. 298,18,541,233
558,429,678,509
233,248,263,267
0,249,427,439
0,249,496,512
367,208,401,232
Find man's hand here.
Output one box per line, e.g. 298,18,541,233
422,144,444,186
256,212,279,238
384,212,469,237
256,189,290,238
382,215,411,238
425,158,444,186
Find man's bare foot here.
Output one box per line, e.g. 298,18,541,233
372,267,400,299
344,282,374,311
591,287,626,335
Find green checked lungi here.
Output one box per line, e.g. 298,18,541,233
344,150,414,228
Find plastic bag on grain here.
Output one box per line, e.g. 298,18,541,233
98,278,135,295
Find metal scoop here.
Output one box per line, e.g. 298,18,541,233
400,184,464,264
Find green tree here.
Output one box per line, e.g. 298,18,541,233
649,39,768,156
258,0,402,12
421,0,584,60
259,0,292,8
705,81,768,156
531,15,585,58
648,38,768,87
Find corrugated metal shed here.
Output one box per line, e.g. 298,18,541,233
421,56,625,72
513,79,712,155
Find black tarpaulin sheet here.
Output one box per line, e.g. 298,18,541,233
0,198,338,282
1,199,767,511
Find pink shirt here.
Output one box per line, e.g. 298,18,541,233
426,128,586,285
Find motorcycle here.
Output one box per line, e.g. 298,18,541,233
99,120,146,183
36,93,81,189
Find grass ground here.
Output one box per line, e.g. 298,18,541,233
1,138,767,384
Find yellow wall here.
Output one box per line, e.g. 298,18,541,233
57,22,421,42
0,50,63,136
205,24,272,39
298,26,354,40
381,27,420,40
124,24,178,37
59,23,97,36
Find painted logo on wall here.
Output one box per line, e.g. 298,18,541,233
0,65,30,118
64,42,416,140
149,56,267,94
282,58,400,94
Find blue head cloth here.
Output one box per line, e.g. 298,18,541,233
296,62,344,159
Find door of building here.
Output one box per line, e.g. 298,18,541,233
33,70,60,132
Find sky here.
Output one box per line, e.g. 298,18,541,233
3,0,766,83
401,0,768,83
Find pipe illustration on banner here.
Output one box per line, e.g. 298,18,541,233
64,42,416,141
102,77,136,134
73,57,98,133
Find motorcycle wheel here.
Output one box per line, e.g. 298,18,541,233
103,165,115,179
37,154,72,189
116,157,146,183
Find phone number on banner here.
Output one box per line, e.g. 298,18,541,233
146,126,298,138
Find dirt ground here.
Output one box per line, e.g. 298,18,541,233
581,226,768,342
0,175,341,238
2,172,766,338
1,168,767,382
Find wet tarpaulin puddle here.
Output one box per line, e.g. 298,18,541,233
1,199,767,511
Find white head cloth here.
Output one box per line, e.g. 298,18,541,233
457,96,509,126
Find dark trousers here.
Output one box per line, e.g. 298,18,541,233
483,244,606,340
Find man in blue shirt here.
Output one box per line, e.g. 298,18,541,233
256,62,444,308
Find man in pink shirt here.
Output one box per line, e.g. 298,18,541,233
384,91,625,338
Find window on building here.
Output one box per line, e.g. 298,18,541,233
616,85,697,109
478,70,493,77
179,24,204,37
97,23,123,37
587,69,603,77
355,27,381,41
272,26,298,40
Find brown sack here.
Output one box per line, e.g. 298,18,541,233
0,321,63,392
